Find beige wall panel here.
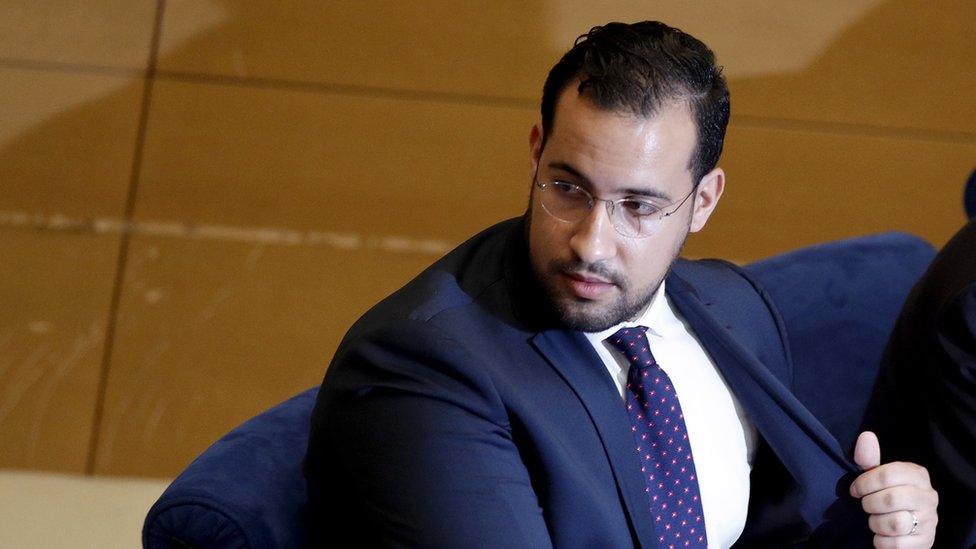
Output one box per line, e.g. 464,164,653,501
94,235,438,477
683,123,975,262
729,0,976,135
0,229,118,472
157,0,552,101
135,79,534,243
0,67,144,219
0,0,156,69
158,1,975,135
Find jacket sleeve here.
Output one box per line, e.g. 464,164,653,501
931,283,976,546
305,320,553,548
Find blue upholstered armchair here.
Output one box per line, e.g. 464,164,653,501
143,231,938,548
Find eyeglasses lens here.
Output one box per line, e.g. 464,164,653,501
539,182,659,238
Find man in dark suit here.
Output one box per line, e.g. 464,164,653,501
864,219,976,547
305,21,937,547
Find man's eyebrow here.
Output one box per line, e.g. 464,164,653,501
548,161,591,184
619,187,671,201
547,161,671,201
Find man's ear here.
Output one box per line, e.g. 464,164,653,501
529,123,543,176
689,167,725,233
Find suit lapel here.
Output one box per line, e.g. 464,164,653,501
665,274,860,527
531,329,658,549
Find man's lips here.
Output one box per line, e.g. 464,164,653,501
565,271,611,284
562,271,616,299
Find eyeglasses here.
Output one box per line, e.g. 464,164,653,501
534,180,695,238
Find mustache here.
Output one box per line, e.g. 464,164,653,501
550,259,625,288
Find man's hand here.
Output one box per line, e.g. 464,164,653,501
850,431,939,548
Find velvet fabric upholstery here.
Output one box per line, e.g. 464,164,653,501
143,233,935,548
143,389,316,548
745,233,936,453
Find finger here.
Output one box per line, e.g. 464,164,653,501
851,462,931,497
861,485,938,515
868,510,918,537
873,533,932,549
855,430,881,470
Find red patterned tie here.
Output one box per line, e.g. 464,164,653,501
608,326,707,549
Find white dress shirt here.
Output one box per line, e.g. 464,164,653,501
584,281,758,548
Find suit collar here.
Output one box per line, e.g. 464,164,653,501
510,216,655,547
665,268,860,527
664,268,852,466
530,329,658,549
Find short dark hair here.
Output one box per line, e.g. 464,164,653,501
540,21,730,185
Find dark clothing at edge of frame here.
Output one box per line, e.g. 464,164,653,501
864,219,976,548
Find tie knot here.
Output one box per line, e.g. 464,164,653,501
606,326,657,369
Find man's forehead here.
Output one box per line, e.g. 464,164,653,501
553,87,645,126
555,80,693,122
547,92,695,165
549,88,694,142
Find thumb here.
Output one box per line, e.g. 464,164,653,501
854,431,881,470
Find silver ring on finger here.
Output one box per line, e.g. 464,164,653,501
908,510,919,536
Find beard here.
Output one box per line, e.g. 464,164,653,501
537,257,663,332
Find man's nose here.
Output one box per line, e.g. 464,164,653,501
569,202,617,264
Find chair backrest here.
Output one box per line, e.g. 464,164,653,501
144,232,935,548
745,232,935,451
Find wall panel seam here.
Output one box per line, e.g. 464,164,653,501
85,0,167,477
731,114,976,145
0,57,143,78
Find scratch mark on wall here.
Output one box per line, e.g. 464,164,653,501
243,242,265,270
27,321,52,334
142,397,167,446
0,344,51,423
94,323,177,469
26,321,104,461
0,331,14,380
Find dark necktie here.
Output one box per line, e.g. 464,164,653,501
608,326,707,549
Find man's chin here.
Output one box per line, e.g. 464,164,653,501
553,299,622,332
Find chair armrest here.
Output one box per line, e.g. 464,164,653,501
143,388,318,548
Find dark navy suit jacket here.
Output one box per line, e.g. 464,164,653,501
305,218,871,547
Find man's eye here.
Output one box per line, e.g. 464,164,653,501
552,181,581,195
620,199,660,216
